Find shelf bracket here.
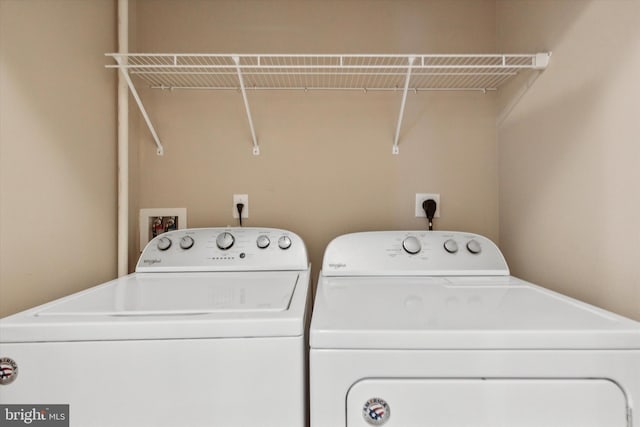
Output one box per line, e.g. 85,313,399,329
392,56,415,155
115,57,164,156
233,55,260,155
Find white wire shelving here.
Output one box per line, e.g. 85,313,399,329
106,53,551,155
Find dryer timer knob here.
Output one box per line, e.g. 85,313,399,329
467,239,482,254
402,236,421,254
216,232,235,250
444,239,458,254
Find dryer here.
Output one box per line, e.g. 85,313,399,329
1,227,311,427
310,231,640,427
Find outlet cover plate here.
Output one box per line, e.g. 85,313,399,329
233,194,249,218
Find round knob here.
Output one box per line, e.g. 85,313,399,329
443,239,458,254
256,235,270,249
216,232,235,250
157,237,172,251
180,236,194,250
402,236,421,254
278,235,292,250
466,239,482,254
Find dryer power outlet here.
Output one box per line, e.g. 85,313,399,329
233,194,249,219
415,193,440,218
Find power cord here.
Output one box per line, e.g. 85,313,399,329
422,199,437,231
236,203,244,227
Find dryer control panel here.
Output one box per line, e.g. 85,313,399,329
322,231,508,276
136,227,308,272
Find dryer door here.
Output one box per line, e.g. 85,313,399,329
347,378,629,426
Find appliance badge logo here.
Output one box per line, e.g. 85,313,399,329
0,357,18,385
362,397,390,425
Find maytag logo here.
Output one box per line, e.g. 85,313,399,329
1,405,69,426
142,258,161,265
328,263,347,269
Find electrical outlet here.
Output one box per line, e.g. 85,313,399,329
232,194,249,218
415,193,440,218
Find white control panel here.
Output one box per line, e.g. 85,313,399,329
136,227,308,272
322,231,509,276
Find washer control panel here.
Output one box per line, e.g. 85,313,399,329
136,227,307,272
322,231,509,276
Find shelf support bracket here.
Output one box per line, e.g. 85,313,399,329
233,56,260,155
115,57,164,156
392,56,415,155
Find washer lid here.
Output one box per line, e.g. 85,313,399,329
37,273,297,315
310,275,640,350
1,271,309,342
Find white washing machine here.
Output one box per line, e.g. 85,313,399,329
310,231,640,427
0,227,311,427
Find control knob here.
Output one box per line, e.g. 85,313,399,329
256,235,270,249
443,239,458,254
157,237,172,251
402,236,421,254
180,236,194,250
216,232,235,250
278,235,292,250
466,239,482,254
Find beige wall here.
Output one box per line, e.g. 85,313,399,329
4,0,634,323
132,0,500,278
497,0,640,320
0,0,117,316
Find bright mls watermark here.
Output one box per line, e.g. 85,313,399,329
1,405,69,426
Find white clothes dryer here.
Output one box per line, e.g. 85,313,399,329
310,231,640,427
1,227,311,427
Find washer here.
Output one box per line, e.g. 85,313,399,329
1,227,311,427
310,231,640,427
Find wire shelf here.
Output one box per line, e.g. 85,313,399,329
106,53,549,92
106,53,550,155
